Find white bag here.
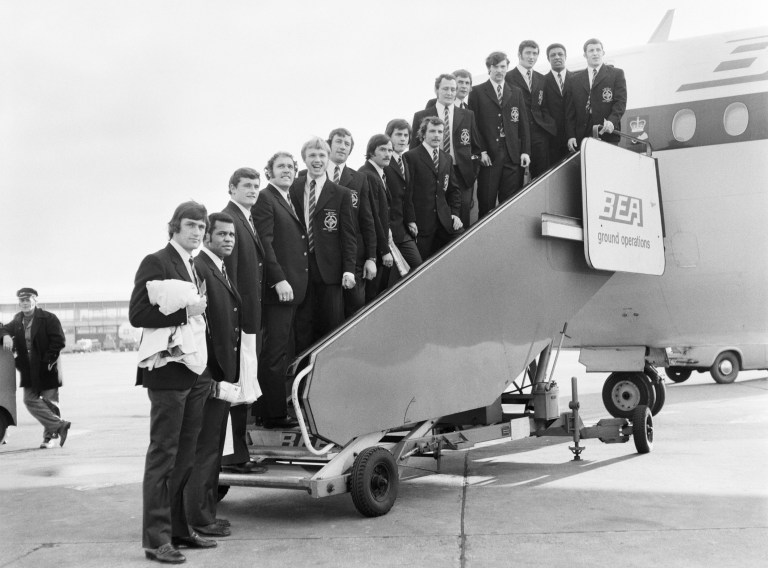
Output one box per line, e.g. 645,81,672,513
230,332,261,406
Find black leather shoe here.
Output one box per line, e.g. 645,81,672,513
58,421,71,447
171,533,217,549
193,522,231,537
223,461,268,474
145,543,186,563
262,416,298,429
215,517,230,527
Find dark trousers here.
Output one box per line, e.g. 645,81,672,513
477,143,521,219
295,253,344,351
220,404,250,465
528,124,551,180
416,222,458,261
455,165,475,229
344,269,366,318
365,261,388,303
549,134,569,164
142,372,210,549
256,302,298,420
184,373,230,527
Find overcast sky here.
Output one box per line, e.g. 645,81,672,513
1,0,766,302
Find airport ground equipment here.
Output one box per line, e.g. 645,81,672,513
664,345,767,384
218,137,664,516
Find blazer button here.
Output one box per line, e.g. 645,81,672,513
301,235,305,239
304,252,307,256
234,327,239,333
234,346,238,351
233,307,238,312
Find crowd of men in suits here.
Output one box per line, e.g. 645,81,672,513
129,37,627,563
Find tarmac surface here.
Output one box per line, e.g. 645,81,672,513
1,351,766,567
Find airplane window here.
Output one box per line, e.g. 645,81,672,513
672,109,696,142
723,102,749,136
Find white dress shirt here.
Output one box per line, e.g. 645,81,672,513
169,238,197,283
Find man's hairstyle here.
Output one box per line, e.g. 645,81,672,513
264,151,298,180
228,167,259,190
453,69,472,86
365,134,391,160
207,212,235,236
300,137,331,161
583,38,603,53
518,40,539,56
418,116,445,140
327,127,355,150
433,73,457,90
168,201,208,238
546,43,567,58
385,118,412,138
485,51,509,69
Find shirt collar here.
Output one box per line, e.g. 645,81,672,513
306,172,326,190
328,161,345,178
367,159,385,178
422,141,437,155
168,238,197,281
517,64,532,77
201,246,224,271
454,95,467,108
270,182,291,202
230,198,252,220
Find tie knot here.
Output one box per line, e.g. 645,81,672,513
310,179,316,190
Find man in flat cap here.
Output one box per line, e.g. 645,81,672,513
1,288,70,449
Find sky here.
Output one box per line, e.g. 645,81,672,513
1,0,766,302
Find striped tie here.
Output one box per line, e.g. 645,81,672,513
586,68,597,114
247,213,255,233
526,69,532,90
557,72,563,93
496,83,503,104
307,180,316,252
333,165,340,184
442,105,450,154
189,257,201,293
396,155,405,177
432,148,439,170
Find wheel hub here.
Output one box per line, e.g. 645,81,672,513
719,360,733,375
611,380,641,411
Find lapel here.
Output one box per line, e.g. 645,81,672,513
362,162,390,200
314,178,334,216
592,65,607,91
339,166,353,188
166,243,192,282
29,309,41,344
482,80,502,108
417,145,438,178
501,83,513,108
391,154,406,182
289,178,306,227
202,251,241,304
268,184,301,224
452,107,462,139
511,68,529,92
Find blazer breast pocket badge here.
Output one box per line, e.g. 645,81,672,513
460,128,470,145
602,87,613,102
350,190,359,208
323,209,338,232
510,107,519,122
538,90,544,105
443,174,449,190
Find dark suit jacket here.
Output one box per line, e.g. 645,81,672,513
290,175,357,284
358,161,392,257
543,69,573,151
129,243,200,389
468,80,531,164
411,104,483,187
384,154,416,244
252,184,309,306
337,165,377,265
222,201,264,338
506,67,557,137
1,308,65,391
566,64,627,145
195,250,242,383
404,145,461,236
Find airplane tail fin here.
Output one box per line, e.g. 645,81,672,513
648,9,675,43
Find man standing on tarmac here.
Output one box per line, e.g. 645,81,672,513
567,38,627,150
1,288,70,449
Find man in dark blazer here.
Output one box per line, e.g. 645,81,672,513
252,152,308,429
221,167,265,473
469,51,531,219
1,287,69,449
185,212,254,539
290,137,357,350
543,43,572,163
566,38,627,150
412,73,483,229
384,119,422,283
325,128,378,317
129,201,215,564
358,133,395,300
404,116,463,260
506,40,557,180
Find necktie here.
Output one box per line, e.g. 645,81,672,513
247,213,255,233
307,179,316,252
432,148,439,170
442,105,451,154
396,155,405,177
591,67,597,86
220,262,230,286
381,172,387,187
189,257,201,293
526,69,532,89
460,101,467,109
333,165,340,184
587,69,597,114
496,83,503,104
557,72,563,93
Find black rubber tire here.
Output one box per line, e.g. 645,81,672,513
710,351,740,384
632,405,653,454
651,378,666,416
665,367,692,383
217,484,230,502
350,447,399,517
602,372,655,419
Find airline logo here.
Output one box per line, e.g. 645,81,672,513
599,191,643,226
